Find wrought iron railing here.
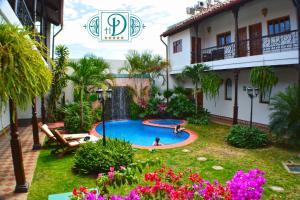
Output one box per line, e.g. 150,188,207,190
15,0,34,28
196,30,298,63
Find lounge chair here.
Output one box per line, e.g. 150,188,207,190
39,124,89,145
52,129,99,157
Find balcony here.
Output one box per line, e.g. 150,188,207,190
192,30,298,64
8,0,34,28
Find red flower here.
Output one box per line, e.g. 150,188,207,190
79,185,88,194
72,187,79,196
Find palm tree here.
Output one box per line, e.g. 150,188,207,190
47,45,69,121
270,84,300,144
68,54,111,131
180,64,221,114
119,50,168,101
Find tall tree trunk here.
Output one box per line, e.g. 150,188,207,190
194,83,198,114
80,88,84,131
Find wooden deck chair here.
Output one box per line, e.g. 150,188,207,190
39,124,89,146
51,130,86,157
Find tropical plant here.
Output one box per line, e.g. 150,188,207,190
68,55,111,131
167,94,195,118
250,66,278,96
63,102,93,133
180,64,221,114
226,125,269,149
72,139,134,174
187,108,210,125
0,23,52,114
269,84,300,144
119,50,167,101
47,45,69,122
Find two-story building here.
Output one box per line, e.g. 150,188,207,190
161,0,300,126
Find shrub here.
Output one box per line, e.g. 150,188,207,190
92,107,102,122
187,108,210,125
167,94,195,118
226,125,269,149
64,102,93,133
129,102,143,120
73,139,134,174
270,84,300,145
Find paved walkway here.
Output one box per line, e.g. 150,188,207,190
0,126,45,200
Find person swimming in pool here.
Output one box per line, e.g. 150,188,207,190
174,125,185,135
152,137,163,146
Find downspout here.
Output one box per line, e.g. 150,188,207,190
52,25,63,59
160,36,169,93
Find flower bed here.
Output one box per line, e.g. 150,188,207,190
71,166,266,200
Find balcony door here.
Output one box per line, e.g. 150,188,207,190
249,23,262,56
191,37,201,64
238,27,247,57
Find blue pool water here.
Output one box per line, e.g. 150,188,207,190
150,119,184,126
95,120,189,146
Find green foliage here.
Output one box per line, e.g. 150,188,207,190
201,72,222,99
269,84,300,144
227,125,269,149
180,64,221,113
63,102,93,133
73,139,134,174
68,54,111,131
174,86,190,96
187,108,210,125
129,102,143,120
92,107,102,122
163,90,173,99
144,97,161,118
167,94,195,118
0,23,52,111
250,66,278,96
47,45,70,122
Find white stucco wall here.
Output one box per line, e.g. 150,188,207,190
168,29,191,72
0,103,10,131
203,67,298,125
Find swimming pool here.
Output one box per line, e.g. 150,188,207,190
95,120,190,146
149,119,185,126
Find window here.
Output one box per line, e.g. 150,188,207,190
173,39,182,53
225,79,232,100
268,16,290,35
217,32,231,47
260,92,271,104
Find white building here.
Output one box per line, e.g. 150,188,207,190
161,0,300,126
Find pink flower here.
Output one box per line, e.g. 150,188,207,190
110,167,115,172
97,173,103,178
120,166,126,170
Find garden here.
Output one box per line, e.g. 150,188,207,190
1,23,300,200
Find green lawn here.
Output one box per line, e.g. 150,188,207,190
28,123,300,200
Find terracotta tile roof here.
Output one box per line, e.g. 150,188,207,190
161,0,252,37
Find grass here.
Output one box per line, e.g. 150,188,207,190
28,123,300,200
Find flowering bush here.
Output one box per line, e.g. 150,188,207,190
71,166,265,200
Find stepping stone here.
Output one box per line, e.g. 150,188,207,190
182,149,191,153
197,157,207,161
212,166,224,170
269,186,284,192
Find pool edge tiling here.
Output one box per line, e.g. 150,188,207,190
143,119,187,128
89,120,198,150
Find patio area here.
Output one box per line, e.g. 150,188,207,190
0,126,45,200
